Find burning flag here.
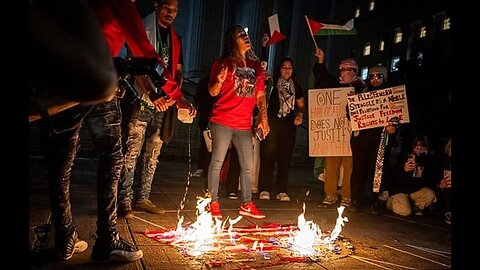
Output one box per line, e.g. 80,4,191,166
144,197,353,268
288,204,348,257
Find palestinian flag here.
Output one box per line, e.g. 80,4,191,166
306,17,357,36
267,14,287,46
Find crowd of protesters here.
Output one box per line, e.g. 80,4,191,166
29,0,451,265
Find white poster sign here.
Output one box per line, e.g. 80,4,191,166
308,87,352,157
347,85,410,131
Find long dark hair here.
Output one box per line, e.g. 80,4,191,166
412,135,429,150
221,24,258,61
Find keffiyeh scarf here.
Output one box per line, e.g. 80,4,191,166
277,78,295,118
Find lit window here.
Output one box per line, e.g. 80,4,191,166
419,25,427,38
361,67,368,80
379,40,385,51
355,7,360,18
394,28,403,44
391,56,400,72
363,42,371,56
442,16,451,31
369,0,375,11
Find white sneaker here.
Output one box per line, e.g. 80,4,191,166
259,191,270,200
276,193,291,202
228,192,238,200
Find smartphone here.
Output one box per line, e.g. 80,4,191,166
408,154,416,162
254,127,264,141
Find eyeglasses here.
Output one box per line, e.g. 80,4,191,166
340,68,356,73
368,73,384,80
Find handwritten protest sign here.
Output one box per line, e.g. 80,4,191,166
308,87,352,157
347,85,409,131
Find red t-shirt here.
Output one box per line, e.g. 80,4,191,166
209,57,265,130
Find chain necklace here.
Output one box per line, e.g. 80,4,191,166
156,26,170,68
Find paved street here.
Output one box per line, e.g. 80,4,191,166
29,156,451,269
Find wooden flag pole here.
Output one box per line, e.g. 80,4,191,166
304,15,319,49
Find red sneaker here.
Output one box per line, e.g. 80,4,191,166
209,201,223,219
239,201,265,219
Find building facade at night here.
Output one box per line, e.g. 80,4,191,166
29,0,452,163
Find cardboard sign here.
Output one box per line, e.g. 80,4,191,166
308,87,352,157
347,85,410,131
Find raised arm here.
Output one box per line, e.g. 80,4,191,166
208,61,227,97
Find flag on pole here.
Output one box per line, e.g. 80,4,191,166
306,17,357,36
266,14,287,46
304,15,319,48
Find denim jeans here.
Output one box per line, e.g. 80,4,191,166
46,123,81,238
207,122,253,203
46,98,122,239
83,98,123,238
119,104,164,205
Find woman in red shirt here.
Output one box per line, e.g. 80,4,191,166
207,25,269,219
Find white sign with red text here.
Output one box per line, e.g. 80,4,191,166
347,85,410,131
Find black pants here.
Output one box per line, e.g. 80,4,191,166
350,128,382,205
44,98,123,240
258,115,296,194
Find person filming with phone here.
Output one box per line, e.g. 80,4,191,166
386,135,438,216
